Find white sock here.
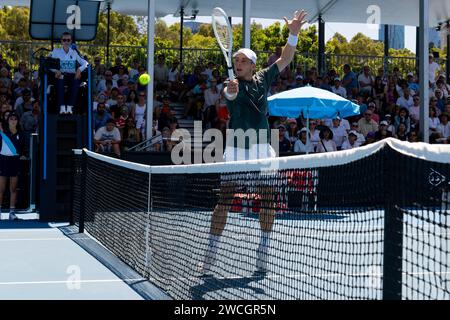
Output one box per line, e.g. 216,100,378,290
202,234,221,271
256,230,271,270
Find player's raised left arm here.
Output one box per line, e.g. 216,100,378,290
275,10,307,73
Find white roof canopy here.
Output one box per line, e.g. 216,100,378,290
3,0,450,27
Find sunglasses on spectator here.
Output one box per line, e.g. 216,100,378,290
365,113,372,116
139,95,146,97
62,38,71,42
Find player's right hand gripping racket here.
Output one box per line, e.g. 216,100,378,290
212,7,235,82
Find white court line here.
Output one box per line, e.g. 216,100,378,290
0,237,91,242
0,278,146,286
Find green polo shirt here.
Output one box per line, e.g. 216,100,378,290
226,63,279,149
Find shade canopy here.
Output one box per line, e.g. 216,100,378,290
268,86,361,119
3,0,450,27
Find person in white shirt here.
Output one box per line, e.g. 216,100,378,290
94,119,121,156
396,87,414,110
330,117,348,150
341,131,360,150
436,113,450,140
331,78,347,98
50,32,88,114
316,127,337,153
429,54,441,87
409,95,420,127
293,128,314,153
358,66,374,96
96,70,118,94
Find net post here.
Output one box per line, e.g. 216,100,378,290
382,146,404,300
78,150,88,233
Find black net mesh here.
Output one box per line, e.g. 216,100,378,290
73,141,450,300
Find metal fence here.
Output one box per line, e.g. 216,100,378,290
0,40,446,77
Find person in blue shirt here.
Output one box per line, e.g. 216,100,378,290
342,64,358,98
406,73,419,93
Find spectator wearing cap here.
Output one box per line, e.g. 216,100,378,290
407,72,419,94
375,120,393,141
277,125,292,152
357,110,379,138
394,107,411,134
341,131,360,150
383,114,396,135
93,93,110,112
332,77,347,98
294,128,314,153
330,117,347,150
94,119,121,157
316,127,337,153
436,113,450,141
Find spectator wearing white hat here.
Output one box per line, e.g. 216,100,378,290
294,127,314,153
341,130,360,150
332,77,347,98
330,117,347,150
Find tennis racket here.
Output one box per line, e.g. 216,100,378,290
212,7,234,81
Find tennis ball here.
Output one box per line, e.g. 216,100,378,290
139,73,150,85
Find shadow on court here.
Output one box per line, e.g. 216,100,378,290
189,273,267,300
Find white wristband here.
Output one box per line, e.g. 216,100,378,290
287,34,298,47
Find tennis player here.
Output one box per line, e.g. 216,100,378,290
201,9,308,275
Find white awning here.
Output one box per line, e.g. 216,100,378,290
3,0,450,27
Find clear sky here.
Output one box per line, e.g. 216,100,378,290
161,15,417,53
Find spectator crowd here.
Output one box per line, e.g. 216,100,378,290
1,49,450,160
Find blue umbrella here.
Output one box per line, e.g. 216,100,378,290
268,86,360,119
268,86,361,154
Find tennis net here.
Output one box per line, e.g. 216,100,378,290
72,138,450,300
